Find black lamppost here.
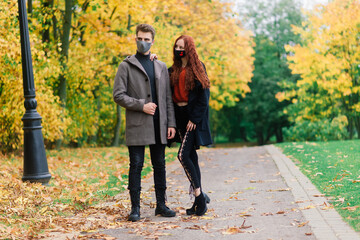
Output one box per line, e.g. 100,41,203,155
18,0,51,184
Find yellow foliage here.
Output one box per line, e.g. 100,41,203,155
1,0,254,150
282,0,360,122
0,2,66,152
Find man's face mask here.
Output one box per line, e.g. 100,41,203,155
137,40,152,54
174,49,186,59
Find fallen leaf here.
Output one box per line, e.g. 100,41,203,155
321,202,334,210
261,212,273,216
222,226,244,235
250,180,264,183
336,197,345,203
267,188,290,192
186,225,202,230
298,221,309,227
300,205,315,210
341,206,359,211
240,220,252,229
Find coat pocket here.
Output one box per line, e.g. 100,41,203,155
126,109,146,127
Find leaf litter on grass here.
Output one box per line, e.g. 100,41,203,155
277,140,360,231
0,146,178,239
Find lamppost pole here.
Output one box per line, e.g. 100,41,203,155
18,0,51,184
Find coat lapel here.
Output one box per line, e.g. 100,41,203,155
127,55,149,79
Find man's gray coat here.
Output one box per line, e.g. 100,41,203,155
113,55,176,146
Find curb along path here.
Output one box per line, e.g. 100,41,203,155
266,145,360,240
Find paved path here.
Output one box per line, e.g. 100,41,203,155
97,145,359,240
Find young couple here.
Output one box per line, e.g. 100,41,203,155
113,24,212,222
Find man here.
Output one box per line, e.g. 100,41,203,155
113,24,176,222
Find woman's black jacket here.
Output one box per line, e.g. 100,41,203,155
168,65,213,147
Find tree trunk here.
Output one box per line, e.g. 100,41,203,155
79,0,90,46
90,87,101,144
52,11,58,42
275,126,284,143
265,127,273,143
59,0,72,104
347,116,354,139
239,127,248,142
355,116,360,139
27,0,32,13
56,0,72,149
42,0,53,56
112,105,122,146
256,129,264,145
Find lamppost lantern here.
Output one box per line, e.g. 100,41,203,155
18,0,51,184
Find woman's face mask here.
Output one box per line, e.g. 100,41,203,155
174,49,186,59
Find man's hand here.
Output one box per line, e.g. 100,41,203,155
143,102,157,115
186,120,196,131
168,127,176,139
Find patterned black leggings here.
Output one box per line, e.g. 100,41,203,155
175,105,202,195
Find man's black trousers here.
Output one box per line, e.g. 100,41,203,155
127,144,166,192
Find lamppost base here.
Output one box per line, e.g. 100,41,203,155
22,118,51,185
22,173,51,185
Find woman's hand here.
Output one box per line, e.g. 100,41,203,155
168,127,176,139
150,53,158,61
186,120,196,131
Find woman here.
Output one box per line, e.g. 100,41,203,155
168,35,213,216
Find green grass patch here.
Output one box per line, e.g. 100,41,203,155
277,139,360,231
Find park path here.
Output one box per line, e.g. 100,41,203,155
99,145,359,240
49,145,360,239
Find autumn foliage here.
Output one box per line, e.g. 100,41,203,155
278,0,360,140
0,0,254,152
0,2,65,152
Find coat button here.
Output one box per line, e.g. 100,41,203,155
145,78,148,81
148,94,150,97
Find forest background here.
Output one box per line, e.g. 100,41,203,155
0,0,359,153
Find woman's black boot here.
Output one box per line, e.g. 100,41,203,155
128,190,141,222
186,201,196,215
195,192,207,216
204,193,210,204
186,193,210,215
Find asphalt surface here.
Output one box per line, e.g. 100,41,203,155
98,145,359,240
47,145,360,240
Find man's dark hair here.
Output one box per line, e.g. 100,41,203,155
136,24,156,40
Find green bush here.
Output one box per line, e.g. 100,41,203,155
284,115,349,141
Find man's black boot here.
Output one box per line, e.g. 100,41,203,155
186,193,210,215
154,188,176,217
128,190,141,222
195,192,207,216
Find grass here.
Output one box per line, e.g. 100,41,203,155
0,145,178,238
277,139,360,231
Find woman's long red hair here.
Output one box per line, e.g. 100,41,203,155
170,35,210,90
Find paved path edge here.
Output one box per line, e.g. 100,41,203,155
265,145,360,240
